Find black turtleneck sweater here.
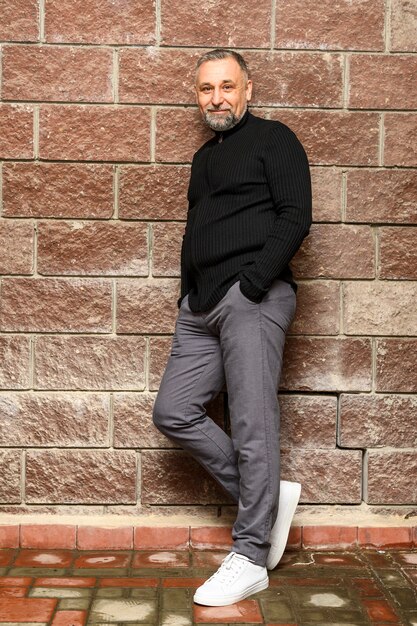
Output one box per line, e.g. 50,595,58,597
180,110,312,312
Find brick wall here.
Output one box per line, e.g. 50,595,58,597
0,0,416,516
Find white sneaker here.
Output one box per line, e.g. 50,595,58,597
266,480,301,570
193,551,269,606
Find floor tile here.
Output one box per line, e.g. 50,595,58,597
132,550,190,568
259,597,295,621
29,586,92,598
0,597,57,621
160,610,192,626
89,597,157,623
14,550,73,568
58,597,91,610
0,576,32,587
0,587,26,598
194,600,263,623
162,587,193,610
51,610,86,626
362,598,401,622
96,587,124,598
74,552,131,569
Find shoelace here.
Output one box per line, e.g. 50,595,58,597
207,552,246,584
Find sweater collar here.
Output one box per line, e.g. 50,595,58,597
214,108,250,142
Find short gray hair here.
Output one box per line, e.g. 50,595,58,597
195,49,249,82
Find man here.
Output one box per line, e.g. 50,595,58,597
153,49,312,606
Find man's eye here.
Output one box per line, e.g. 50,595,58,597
202,87,212,93
223,85,233,91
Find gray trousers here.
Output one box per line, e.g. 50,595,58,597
153,279,296,566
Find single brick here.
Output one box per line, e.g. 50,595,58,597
45,0,156,44
303,526,358,549
0,277,112,333
117,279,179,334
152,223,184,277
384,113,417,167
339,394,417,448
343,281,417,335
275,0,384,50
246,51,343,108
292,224,375,279
21,525,76,549
34,336,146,390
0,0,39,41
311,167,343,222
282,449,362,503
39,105,151,162
279,395,337,448
161,0,271,47
390,0,417,51
77,526,133,550
349,54,417,109
37,221,148,276
2,45,113,102
0,451,22,504
0,221,34,275
379,227,417,279
119,48,200,105
376,339,417,392
0,104,33,159
365,450,417,504
0,392,110,447
270,110,380,166
346,169,417,224
119,165,189,220
2,162,114,219
0,336,31,390
26,449,137,504
281,337,372,392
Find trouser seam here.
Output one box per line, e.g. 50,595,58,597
257,302,274,563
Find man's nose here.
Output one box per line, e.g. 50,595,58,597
211,87,224,106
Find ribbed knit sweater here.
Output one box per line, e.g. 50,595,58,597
180,110,312,312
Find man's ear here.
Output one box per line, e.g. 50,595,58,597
246,80,253,102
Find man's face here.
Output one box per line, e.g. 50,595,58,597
195,57,253,132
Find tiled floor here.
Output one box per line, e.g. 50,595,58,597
0,547,415,625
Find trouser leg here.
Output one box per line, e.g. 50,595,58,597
152,296,240,501
211,280,296,566
153,280,295,567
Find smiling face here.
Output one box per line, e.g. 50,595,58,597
195,57,253,132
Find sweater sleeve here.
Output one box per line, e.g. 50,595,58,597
239,124,312,302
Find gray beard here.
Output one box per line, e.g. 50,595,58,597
203,105,246,132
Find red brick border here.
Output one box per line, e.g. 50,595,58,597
0,524,416,550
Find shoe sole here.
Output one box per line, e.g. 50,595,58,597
266,481,301,570
193,576,269,606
